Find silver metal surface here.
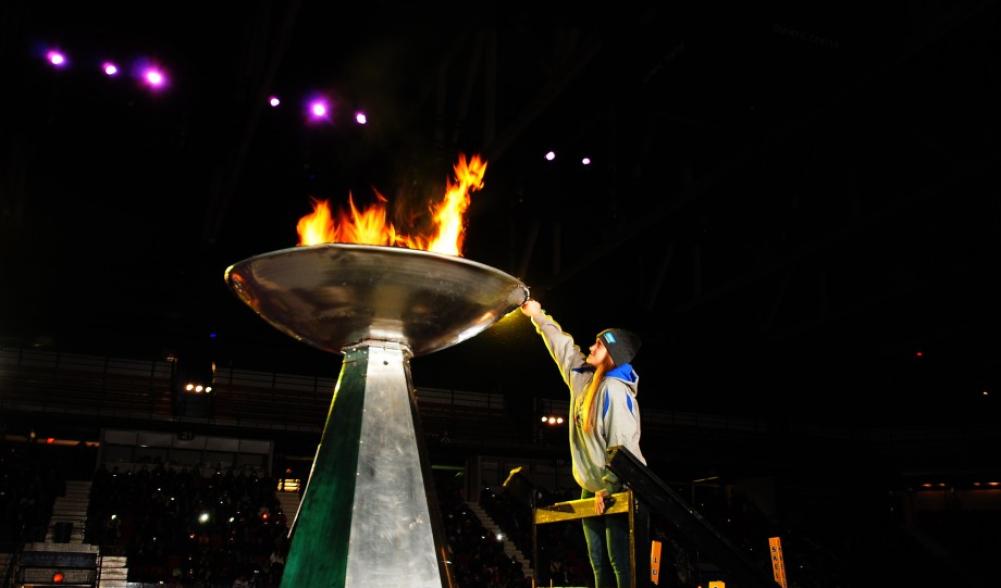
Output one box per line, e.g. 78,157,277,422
227,244,527,587
225,244,529,356
344,345,443,587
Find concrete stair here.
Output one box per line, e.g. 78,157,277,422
466,501,534,579
46,480,91,543
276,490,301,523
97,554,129,587
20,482,127,587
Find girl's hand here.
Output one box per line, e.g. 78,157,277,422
520,299,542,317
595,489,609,515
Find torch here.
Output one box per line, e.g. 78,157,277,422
225,243,528,587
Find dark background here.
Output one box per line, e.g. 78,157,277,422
2,0,1000,424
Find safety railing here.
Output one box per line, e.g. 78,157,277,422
1,346,776,441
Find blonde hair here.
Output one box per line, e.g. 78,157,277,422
578,362,609,434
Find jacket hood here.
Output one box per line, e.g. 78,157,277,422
606,363,639,394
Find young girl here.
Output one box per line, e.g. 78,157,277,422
521,299,645,588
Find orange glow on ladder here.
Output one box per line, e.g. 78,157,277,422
769,537,789,588
650,540,662,585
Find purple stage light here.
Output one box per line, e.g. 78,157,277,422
545,151,556,161
102,62,119,77
581,157,591,166
269,96,281,107
308,98,330,121
354,112,367,125
142,67,167,89
46,50,67,67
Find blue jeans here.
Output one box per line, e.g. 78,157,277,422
581,489,631,588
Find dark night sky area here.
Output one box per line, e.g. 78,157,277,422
2,1,1000,424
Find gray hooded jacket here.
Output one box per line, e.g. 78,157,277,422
531,311,646,493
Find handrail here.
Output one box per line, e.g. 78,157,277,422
607,446,780,588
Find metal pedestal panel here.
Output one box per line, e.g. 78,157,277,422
281,345,450,588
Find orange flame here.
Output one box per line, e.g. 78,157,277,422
295,154,487,256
